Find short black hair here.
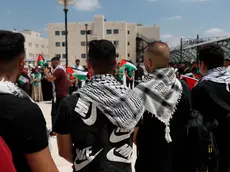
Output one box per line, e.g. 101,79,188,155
0,30,25,63
51,56,60,61
76,59,80,62
198,44,224,70
88,40,116,72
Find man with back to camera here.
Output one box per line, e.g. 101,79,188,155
0,31,58,172
193,44,230,172
53,39,145,172
45,57,68,136
133,41,195,172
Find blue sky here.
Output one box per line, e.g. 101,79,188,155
0,0,229,47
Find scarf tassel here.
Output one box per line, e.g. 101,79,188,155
165,125,172,143
226,82,230,92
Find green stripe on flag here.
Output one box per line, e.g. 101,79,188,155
38,60,44,66
18,75,29,86
73,70,88,80
73,74,87,80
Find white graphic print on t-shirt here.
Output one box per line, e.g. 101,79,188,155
109,128,133,143
107,127,133,163
74,146,103,171
107,144,132,163
75,98,97,126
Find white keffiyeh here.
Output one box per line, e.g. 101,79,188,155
77,74,145,129
134,68,183,143
198,67,230,92
0,78,34,102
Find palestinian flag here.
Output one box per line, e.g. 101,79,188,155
119,59,137,71
73,69,88,80
36,54,44,66
18,75,29,86
181,75,198,90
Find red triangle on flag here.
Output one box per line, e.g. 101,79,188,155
37,54,43,63
119,59,127,67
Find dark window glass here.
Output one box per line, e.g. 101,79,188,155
106,29,112,34
55,31,60,36
113,29,119,34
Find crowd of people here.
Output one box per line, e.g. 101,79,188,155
1,30,230,172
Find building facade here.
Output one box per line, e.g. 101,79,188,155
17,30,49,61
48,15,160,66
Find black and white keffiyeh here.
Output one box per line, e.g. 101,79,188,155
134,68,183,143
0,78,34,102
197,67,230,92
77,74,145,129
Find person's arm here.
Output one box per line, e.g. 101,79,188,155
45,68,61,82
133,127,139,145
125,70,130,80
53,98,73,163
45,73,56,82
14,103,58,172
25,147,58,172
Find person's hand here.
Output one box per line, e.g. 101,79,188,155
44,67,49,74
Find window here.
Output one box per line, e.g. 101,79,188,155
41,45,45,48
116,53,119,58
81,54,87,58
81,41,86,46
114,41,119,46
128,53,130,57
62,31,66,35
62,42,66,47
80,30,86,35
106,29,112,34
56,54,61,58
128,30,130,34
113,29,119,34
55,31,60,36
128,42,130,46
55,42,60,47
35,44,38,48
28,43,32,47
62,54,66,59
87,30,92,35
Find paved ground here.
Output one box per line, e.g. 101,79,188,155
37,101,136,172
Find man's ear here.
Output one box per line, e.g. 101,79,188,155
114,60,117,70
148,58,153,70
19,58,25,72
87,59,92,71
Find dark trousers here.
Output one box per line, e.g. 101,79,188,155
51,98,64,131
126,79,133,89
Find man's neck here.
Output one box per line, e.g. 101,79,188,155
0,74,17,83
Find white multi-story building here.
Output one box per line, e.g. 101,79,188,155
48,15,160,66
17,30,49,61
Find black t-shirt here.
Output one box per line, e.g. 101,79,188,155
135,85,192,172
53,94,133,172
0,94,48,172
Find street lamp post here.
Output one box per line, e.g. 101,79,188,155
85,24,89,58
58,0,74,68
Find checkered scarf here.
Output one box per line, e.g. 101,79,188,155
77,74,145,129
197,67,230,92
134,68,183,143
0,78,34,102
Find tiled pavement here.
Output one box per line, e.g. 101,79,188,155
37,102,136,172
